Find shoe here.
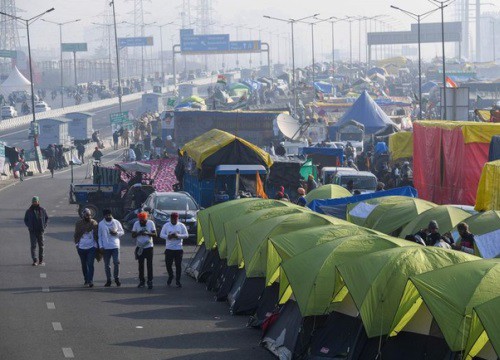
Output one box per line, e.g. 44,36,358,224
137,282,145,288
104,280,112,287
176,281,182,288
32,260,38,266
147,281,153,290
84,281,89,286
167,277,173,286
88,283,94,288
39,261,45,266
115,279,121,287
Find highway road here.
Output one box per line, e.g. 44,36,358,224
0,150,273,360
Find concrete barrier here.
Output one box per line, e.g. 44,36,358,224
0,92,144,132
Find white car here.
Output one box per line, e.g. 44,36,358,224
1,105,18,119
34,101,51,113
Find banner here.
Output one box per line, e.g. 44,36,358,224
0,141,5,174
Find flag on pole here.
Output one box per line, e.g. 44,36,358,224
445,77,458,88
255,172,268,199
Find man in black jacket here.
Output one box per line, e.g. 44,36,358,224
24,196,49,266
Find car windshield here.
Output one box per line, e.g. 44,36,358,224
340,175,377,190
154,194,197,211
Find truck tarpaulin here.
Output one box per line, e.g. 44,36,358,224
413,121,500,206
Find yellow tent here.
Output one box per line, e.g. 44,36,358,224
180,129,273,170
475,160,500,211
389,132,413,160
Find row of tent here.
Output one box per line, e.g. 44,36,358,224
185,196,500,360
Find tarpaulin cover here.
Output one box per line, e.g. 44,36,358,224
314,81,334,94
475,160,500,211
413,121,500,205
308,186,417,214
118,158,178,192
332,91,397,134
489,135,500,161
389,132,413,160
180,128,273,170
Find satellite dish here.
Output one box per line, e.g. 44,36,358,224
277,113,308,140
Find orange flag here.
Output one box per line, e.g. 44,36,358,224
255,172,268,199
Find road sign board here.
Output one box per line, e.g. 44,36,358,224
109,111,130,125
0,49,17,58
61,43,88,52
118,37,154,48
180,34,230,52
228,41,261,52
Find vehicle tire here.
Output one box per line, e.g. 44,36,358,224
78,204,99,219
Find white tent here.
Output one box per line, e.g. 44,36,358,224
0,66,31,96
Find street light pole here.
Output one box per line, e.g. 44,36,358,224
0,7,55,153
42,18,80,108
390,6,440,120
264,13,319,113
156,22,174,86
110,1,122,112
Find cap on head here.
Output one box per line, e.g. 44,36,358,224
82,208,92,217
171,212,179,220
137,212,148,220
32,196,40,203
428,220,439,230
297,187,306,195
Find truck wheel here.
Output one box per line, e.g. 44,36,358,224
79,204,99,218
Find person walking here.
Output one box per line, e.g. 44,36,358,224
92,147,103,163
76,142,86,164
112,131,120,150
98,209,124,287
47,156,56,178
24,196,49,266
132,212,156,289
160,212,188,288
73,208,99,287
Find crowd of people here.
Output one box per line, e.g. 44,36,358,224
25,196,188,289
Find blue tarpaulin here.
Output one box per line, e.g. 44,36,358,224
332,91,397,134
308,186,418,219
314,81,334,94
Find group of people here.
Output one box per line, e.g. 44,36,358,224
24,196,189,290
406,220,476,254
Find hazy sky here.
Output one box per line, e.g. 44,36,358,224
13,0,482,64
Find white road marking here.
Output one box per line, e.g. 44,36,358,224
42,286,50,292
55,205,60,208
40,273,47,278
46,302,55,309
52,322,63,331
135,326,144,329
62,348,74,358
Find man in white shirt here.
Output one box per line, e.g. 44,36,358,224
160,212,188,287
73,208,98,287
132,212,157,289
98,209,125,287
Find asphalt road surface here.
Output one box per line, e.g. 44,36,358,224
0,151,274,360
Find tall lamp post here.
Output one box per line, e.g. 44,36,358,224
263,13,319,112
430,0,452,120
0,7,55,152
155,22,174,86
42,18,80,109
390,6,440,120
110,0,122,112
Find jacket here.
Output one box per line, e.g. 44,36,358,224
74,219,99,244
24,205,49,233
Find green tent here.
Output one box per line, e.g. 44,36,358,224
300,159,318,181
399,205,471,239
338,246,477,338
347,196,401,227
392,259,499,352
465,296,500,360
206,199,294,251
305,184,352,204
235,212,348,278
279,234,414,317
224,205,307,264
197,198,258,246
228,82,250,97
266,224,376,286
363,196,436,236
451,210,500,258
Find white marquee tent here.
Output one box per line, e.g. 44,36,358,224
0,66,31,96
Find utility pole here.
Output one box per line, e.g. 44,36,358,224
110,1,122,112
